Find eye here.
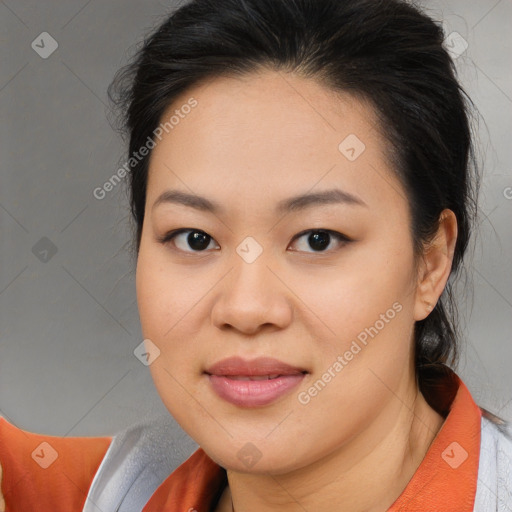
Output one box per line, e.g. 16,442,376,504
157,228,220,253
288,229,351,253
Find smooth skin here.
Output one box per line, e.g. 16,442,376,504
136,68,458,512
0,69,457,511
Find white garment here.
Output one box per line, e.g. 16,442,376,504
82,415,198,512
473,415,512,511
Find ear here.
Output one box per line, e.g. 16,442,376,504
414,209,458,321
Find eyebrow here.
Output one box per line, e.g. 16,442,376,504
152,188,367,215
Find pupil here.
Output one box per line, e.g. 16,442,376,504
309,231,330,251
188,231,210,251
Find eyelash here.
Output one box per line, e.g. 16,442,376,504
156,228,352,255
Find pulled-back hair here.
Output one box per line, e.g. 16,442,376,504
108,0,481,408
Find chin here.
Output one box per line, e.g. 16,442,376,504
202,440,309,476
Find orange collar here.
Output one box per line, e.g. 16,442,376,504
387,371,481,511
145,370,482,511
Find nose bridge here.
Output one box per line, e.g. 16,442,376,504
211,240,291,333
231,244,272,298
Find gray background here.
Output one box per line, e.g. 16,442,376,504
0,0,511,437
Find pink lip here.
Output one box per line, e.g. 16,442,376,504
205,356,307,376
205,356,307,407
207,374,306,407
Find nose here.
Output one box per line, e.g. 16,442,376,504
210,254,293,335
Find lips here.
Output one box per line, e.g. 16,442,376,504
204,356,307,377
205,356,308,407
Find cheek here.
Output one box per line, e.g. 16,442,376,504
136,249,189,377
135,245,220,377
290,240,414,341
289,261,415,462
287,241,416,410
136,244,197,339
136,249,208,425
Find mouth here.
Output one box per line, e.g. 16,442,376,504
205,356,308,407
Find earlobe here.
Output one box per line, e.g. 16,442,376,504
413,209,458,321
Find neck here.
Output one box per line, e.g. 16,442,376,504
218,379,445,512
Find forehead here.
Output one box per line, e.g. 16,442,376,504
146,69,404,215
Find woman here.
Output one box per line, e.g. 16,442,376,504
1,0,510,510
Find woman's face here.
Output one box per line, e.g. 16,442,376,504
136,69,426,473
